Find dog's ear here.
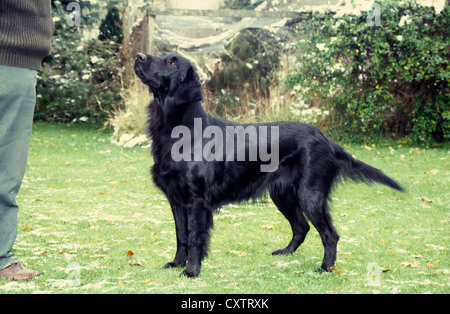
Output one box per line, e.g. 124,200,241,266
170,66,203,105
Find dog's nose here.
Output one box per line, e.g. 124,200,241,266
136,53,147,62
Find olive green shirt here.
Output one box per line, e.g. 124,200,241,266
0,0,53,71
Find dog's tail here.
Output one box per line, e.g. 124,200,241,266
334,144,404,192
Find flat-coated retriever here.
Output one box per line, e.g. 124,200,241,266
134,52,403,277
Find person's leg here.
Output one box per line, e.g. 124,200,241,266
0,65,38,275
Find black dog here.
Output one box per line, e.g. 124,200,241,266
134,52,403,277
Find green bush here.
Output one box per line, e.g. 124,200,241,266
36,0,124,124
287,0,449,144
206,29,280,116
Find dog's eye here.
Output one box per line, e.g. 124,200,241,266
168,60,177,67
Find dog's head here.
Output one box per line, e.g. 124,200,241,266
134,53,203,105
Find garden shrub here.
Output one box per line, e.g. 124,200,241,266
206,29,280,117
286,0,449,144
36,0,124,124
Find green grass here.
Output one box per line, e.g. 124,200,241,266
1,123,448,293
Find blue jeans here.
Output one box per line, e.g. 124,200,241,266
0,65,37,270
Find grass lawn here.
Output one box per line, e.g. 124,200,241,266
0,123,448,294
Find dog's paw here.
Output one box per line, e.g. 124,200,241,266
272,248,293,256
163,261,185,269
180,265,201,278
315,266,332,274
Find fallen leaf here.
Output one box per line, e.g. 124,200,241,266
364,144,376,151
89,254,109,259
331,267,341,276
227,250,246,257
22,226,33,231
294,270,306,274
401,261,419,268
421,197,432,204
145,279,154,284
128,260,142,266
426,169,439,175
411,254,423,258
126,250,135,257
261,224,274,230
426,263,439,269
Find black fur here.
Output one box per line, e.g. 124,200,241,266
134,53,404,277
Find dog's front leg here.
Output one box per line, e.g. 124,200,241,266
164,204,188,269
182,201,213,278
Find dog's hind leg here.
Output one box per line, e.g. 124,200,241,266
299,189,339,272
270,188,310,255
182,200,213,278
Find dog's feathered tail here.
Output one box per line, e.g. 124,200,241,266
333,144,404,192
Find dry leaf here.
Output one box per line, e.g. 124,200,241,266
261,224,274,230
426,169,439,175
22,226,33,231
426,263,439,269
364,144,376,151
411,254,423,258
227,250,246,257
126,250,135,257
89,254,109,259
331,266,341,276
401,261,419,268
294,270,306,274
128,260,142,266
421,197,432,204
